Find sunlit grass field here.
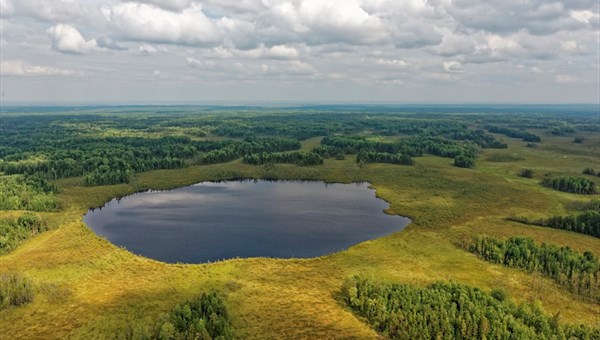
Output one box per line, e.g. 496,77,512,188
0,130,599,339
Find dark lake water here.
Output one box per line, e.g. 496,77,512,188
83,180,410,263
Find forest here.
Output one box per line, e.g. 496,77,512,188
0,106,598,339
342,276,599,340
540,177,597,195
0,213,48,254
467,236,599,301
154,292,233,340
508,210,600,238
0,111,521,189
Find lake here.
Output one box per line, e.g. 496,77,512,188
83,180,410,263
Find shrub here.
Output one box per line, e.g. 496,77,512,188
454,155,475,168
519,169,534,178
541,176,597,194
159,291,233,340
0,272,35,309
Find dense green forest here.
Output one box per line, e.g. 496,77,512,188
467,236,599,301
342,276,599,339
157,292,233,340
0,111,522,189
508,211,600,238
0,214,48,254
242,151,323,166
541,177,597,194
0,175,59,211
485,125,542,142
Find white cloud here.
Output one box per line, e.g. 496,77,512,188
443,61,464,73
555,74,578,84
376,58,410,69
570,10,595,23
0,60,76,76
132,0,194,12
8,0,92,23
0,0,14,17
185,57,216,69
103,3,221,46
236,44,300,59
138,43,168,55
47,24,98,54
0,0,598,103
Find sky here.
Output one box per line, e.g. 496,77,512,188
0,0,598,104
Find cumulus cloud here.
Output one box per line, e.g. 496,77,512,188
0,0,598,102
443,61,464,73
0,0,15,17
47,24,99,54
0,60,76,76
137,43,168,55
6,0,92,23
442,0,593,35
131,0,194,12
236,44,300,59
102,3,221,46
555,74,578,84
185,57,217,71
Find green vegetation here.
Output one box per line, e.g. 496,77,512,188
508,211,600,238
541,176,597,194
519,168,534,178
0,175,59,211
0,107,598,339
486,125,541,142
243,151,322,166
158,291,233,340
0,213,48,254
582,168,600,177
454,154,476,168
342,276,598,339
567,199,600,212
0,272,34,310
356,151,413,166
467,236,599,301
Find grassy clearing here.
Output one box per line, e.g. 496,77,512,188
0,131,599,339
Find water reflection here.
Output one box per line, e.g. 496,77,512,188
83,180,410,263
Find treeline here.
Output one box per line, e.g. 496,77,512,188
196,138,301,165
321,136,479,168
541,176,597,194
342,276,599,340
320,136,424,157
0,175,59,211
508,211,600,238
582,168,600,177
467,236,599,301
0,213,48,254
486,125,541,142
567,199,600,212
124,291,234,339
356,151,414,166
1,136,300,186
0,272,34,310
321,136,480,159
1,136,204,186
243,151,322,166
